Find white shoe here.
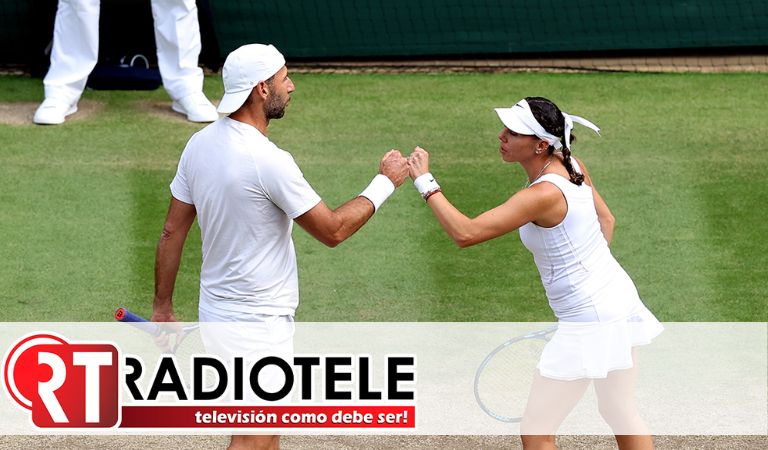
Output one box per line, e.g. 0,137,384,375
33,99,77,125
172,92,219,123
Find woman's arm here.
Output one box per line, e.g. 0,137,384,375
422,186,563,247
408,147,563,248
576,158,615,245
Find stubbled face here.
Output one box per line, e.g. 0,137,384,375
498,127,540,163
265,66,295,120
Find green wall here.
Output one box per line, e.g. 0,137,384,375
209,0,768,58
2,0,766,66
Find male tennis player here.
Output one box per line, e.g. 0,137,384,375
151,43,408,450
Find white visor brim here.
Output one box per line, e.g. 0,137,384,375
495,107,537,135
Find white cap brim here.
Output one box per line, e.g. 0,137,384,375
217,89,253,114
494,107,536,135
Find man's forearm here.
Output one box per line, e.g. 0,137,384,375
296,168,402,248
152,199,196,320
331,196,376,245
153,232,186,316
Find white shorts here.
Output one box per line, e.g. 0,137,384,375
199,305,295,402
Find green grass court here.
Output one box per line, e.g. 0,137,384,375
0,72,765,322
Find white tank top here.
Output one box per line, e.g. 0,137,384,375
518,167,642,322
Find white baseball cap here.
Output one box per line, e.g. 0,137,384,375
217,44,286,114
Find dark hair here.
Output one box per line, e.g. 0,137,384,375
238,73,279,111
526,96,584,185
264,72,278,88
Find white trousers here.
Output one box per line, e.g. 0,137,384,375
44,0,204,104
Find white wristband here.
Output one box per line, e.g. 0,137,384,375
413,172,440,197
359,174,395,211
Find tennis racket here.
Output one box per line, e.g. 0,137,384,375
474,325,557,423
114,307,199,354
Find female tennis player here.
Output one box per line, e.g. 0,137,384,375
408,97,663,450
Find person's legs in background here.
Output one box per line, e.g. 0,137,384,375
34,0,100,125
151,0,218,122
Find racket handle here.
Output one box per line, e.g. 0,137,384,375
115,307,161,336
115,307,148,323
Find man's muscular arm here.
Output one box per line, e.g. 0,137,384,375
295,150,408,247
152,198,196,321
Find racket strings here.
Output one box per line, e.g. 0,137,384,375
476,338,546,422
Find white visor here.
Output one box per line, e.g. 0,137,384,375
495,99,601,150
494,104,538,136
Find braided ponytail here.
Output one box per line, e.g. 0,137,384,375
560,146,584,185
526,96,584,186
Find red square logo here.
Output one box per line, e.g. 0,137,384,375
4,334,120,428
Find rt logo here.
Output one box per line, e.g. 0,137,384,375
3,333,119,428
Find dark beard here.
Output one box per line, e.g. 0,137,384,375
265,94,287,119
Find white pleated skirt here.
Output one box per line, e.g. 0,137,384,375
537,304,663,381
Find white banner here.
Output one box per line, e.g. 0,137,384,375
1,322,765,435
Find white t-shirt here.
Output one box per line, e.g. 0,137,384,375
170,117,321,316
